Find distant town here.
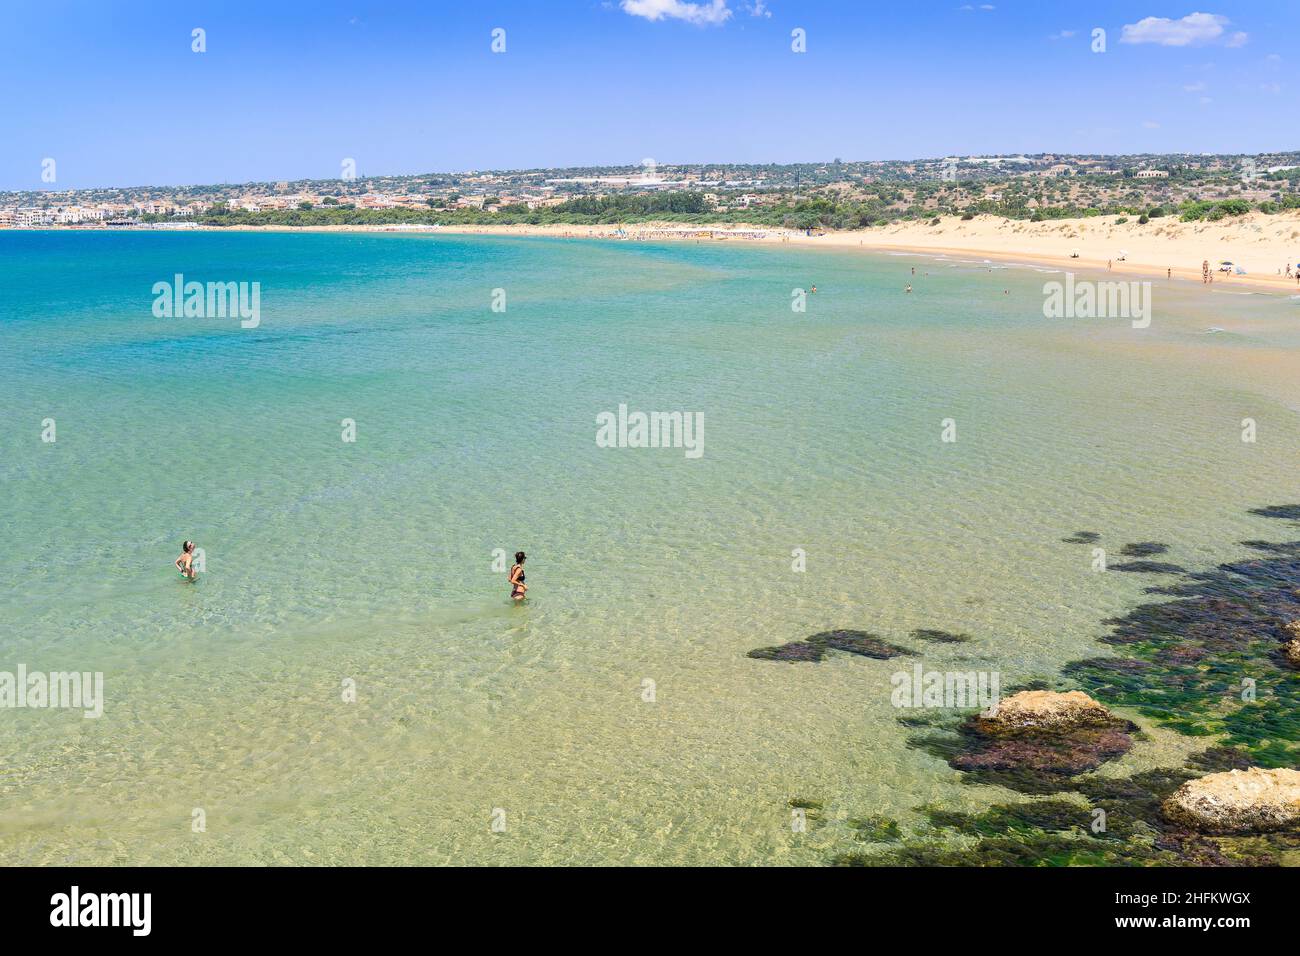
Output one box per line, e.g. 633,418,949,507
4,151,1299,230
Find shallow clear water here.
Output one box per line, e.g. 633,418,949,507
1,231,1298,864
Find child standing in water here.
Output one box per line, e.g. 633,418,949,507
175,540,197,581
509,551,527,601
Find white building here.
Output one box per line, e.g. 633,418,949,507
15,208,51,226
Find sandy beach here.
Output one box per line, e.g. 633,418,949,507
836,212,1300,294
430,213,1300,294
115,211,1300,294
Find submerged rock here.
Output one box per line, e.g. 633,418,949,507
1111,560,1185,574
1249,504,1300,522
748,629,912,663
1062,531,1101,544
788,796,823,815
747,641,823,662
912,628,972,644
1163,768,1300,833
951,725,1135,778
1121,542,1169,557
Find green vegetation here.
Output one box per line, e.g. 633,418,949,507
102,152,1300,232
1179,198,1252,221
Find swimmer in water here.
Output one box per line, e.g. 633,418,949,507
810,284,817,294
905,284,912,293
175,540,197,581
509,551,527,601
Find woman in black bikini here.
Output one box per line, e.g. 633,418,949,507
175,540,197,581
509,551,527,601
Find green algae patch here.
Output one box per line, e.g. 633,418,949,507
846,815,902,843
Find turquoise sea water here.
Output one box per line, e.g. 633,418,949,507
1,230,1298,864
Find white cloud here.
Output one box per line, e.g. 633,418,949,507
1260,81,1282,94
1182,80,1207,92
1120,12,1244,47
621,0,732,25
744,0,772,16
1142,120,1161,129
1049,30,1077,40
959,4,995,10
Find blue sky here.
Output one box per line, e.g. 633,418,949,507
0,1,1294,190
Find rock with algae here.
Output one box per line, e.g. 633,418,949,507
1163,768,1300,834
977,690,1115,733
947,691,1138,785
1284,620,1300,666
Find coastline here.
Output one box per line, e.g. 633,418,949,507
428,213,1300,294
12,211,1300,294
